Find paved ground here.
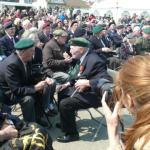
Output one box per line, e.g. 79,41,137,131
12,105,133,150
48,108,133,150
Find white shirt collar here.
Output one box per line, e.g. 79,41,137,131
5,31,12,39
80,49,89,64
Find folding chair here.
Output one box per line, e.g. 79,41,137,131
90,69,125,141
91,108,106,141
75,107,107,141
90,107,125,141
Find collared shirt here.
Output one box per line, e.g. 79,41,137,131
80,49,89,65
16,52,28,78
100,39,106,47
6,32,15,45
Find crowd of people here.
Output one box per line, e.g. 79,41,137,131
0,5,150,150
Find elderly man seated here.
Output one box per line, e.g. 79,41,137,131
0,38,56,126
56,37,112,142
42,29,72,84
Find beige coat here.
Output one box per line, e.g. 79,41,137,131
42,38,69,77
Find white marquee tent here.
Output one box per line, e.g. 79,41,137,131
90,0,150,22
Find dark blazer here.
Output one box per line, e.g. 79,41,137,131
89,36,114,59
0,35,18,56
60,51,112,107
89,35,104,51
0,53,36,101
111,32,123,48
102,36,112,48
42,38,69,77
32,47,43,65
79,51,111,90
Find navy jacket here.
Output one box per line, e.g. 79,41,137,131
0,53,36,101
0,35,18,56
64,51,112,107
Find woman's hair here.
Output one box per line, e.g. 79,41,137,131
114,55,150,150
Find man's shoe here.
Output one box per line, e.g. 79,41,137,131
56,134,79,143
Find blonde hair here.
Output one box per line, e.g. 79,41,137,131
114,55,150,150
22,19,32,30
22,27,39,44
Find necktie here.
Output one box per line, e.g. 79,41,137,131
101,39,106,47
23,63,28,80
68,60,80,80
10,37,15,45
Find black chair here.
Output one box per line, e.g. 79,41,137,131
90,76,124,141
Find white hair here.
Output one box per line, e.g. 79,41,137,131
22,19,31,29
14,18,21,25
133,26,140,32
29,27,38,33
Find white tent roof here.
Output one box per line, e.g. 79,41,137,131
90,0,150,23
0,1,32,7
92,0,150,10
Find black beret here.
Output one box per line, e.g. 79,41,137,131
74,27,86,38
116,24,124,29
38,32,49,43
70,21,78,27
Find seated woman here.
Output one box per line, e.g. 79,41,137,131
102,55,150,150
0,112,53,150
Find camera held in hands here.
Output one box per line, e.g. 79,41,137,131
97,78,115,110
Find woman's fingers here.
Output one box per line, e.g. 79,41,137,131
112,101,120,116
102,91,112,115
101,91,107,104
102,92,120,118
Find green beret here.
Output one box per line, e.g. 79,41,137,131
53,29,68,37
15,38,35,50
69,37,90,47
92,26,103,34
143,27,150,34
